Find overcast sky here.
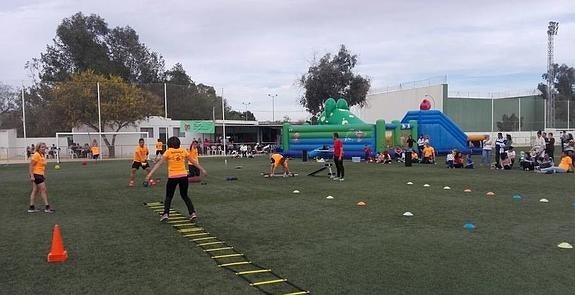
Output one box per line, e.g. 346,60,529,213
1,0,574,120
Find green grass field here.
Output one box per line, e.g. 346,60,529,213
1,157,574,294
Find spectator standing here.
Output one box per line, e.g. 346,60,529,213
533,130,546,159
481,134,493,166
546,132,555,159
494,133,505,166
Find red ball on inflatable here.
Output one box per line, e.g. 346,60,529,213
420,99,431,110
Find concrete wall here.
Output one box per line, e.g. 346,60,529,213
357,84,447,124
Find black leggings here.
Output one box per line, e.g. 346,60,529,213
164,177,195,215
334,158,344,178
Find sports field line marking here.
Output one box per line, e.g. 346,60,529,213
183,232,210,237
145,202,309,294
145,202,162,206
168,216,187,220
191,236,217,241
178,228,204,233
167,220,190,224
236,269,272,275
218,261,251,267
211,253,244,259
203,247,234,252
250,278,287,286
198,241,225,246
172,223,197,227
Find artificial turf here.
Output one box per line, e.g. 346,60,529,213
1,156,574,294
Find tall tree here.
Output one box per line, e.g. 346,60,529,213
28,12,165,84
538,63,575,124
52,71,162,157
0,83,19,129
299,45,371,115
164,64,251,120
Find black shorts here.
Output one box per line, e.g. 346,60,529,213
132,161,149,170
188,165,201,177
156,150,164,156
92,154,99,160
33,174,45,184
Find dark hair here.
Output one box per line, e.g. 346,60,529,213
333,132,339,138
167,136,180,149
139,138,145,142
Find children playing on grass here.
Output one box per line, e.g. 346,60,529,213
146,136,207,222
27,142,55,213
129,138,151,187
269,152,290,176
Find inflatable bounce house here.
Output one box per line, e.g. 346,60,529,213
281,97,481,159
401,98,482,154
281,98,418,159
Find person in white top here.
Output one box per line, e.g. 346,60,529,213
533,130,546,159
481,134,493,166
417,135,425,158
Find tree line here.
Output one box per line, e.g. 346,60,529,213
0,12,254,140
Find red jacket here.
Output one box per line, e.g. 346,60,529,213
333,139,343,158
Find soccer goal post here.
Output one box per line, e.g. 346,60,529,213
55,131,151,163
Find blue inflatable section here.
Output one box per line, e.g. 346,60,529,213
285,132,375,160
401,110,469,154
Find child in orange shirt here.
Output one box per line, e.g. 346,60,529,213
146,136,207,222
28,142,55,213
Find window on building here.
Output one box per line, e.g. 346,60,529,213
140,128,154,138
173,127,185,137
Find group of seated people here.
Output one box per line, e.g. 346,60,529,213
520,148,574,173
369,143,437,165
445,149,475,169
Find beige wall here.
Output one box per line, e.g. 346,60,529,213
357,84,447,123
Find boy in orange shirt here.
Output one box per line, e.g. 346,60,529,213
154,138,164,162
146,136,207,222
129,138,151,187
28,142,55,213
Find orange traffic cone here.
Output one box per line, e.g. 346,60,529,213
47,224,68,263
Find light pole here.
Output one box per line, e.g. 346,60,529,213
267,94,277,122
547,21,559,129
242,102,251,121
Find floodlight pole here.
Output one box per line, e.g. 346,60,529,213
21,86,26,139
221,88,227,157
242,102,251,121
164,83,168,118
97,82,103,157
546,21,559,129
268,94,277,122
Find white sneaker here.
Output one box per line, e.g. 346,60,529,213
332,177,340,181
160,213,169,222
339,178,344,182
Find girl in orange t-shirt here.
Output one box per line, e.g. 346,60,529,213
28,142,55,213
146,136,207,222
91,140,100,161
